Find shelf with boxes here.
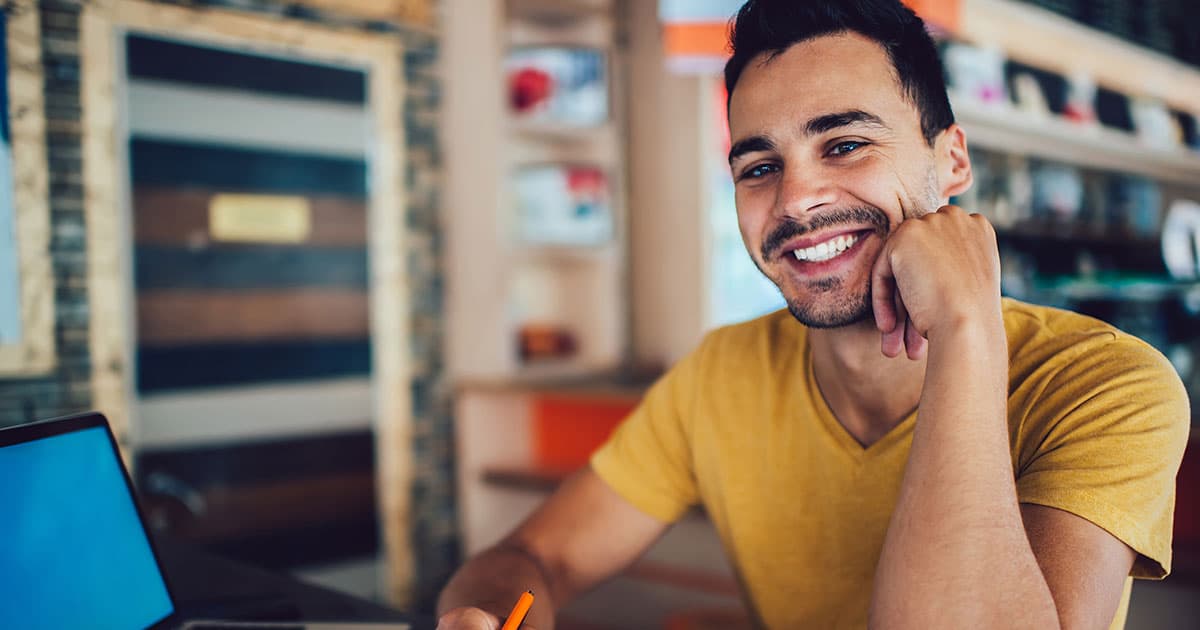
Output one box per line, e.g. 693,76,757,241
851,1,1200,429
953,97,1200,187
956,137,1200,415
445,0,636,556
444,0,627,382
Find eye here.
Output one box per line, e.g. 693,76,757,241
740,163,780,181
828,140,867,156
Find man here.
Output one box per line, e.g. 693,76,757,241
438,1,1191,628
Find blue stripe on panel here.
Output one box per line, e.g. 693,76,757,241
126,35,366,105
130,138,368,197
137,339,371,392
133,246,368,291
136,430,376,486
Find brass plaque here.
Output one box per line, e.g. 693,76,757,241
209,194,312,244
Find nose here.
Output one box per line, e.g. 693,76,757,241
774,166,837,219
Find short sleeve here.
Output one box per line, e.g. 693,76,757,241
589,345,705,524
1015,336,1191,578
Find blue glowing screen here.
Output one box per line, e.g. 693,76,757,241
0,426,174,629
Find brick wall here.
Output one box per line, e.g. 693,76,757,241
0,1,91,428
0,0,456,609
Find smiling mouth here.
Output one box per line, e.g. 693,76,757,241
792,232,862,262
785,228,876,265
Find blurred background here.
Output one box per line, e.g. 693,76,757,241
0,0,1197,628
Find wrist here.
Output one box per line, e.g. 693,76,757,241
927,313,1007,366
927,302,1004,344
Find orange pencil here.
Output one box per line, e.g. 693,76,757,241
499,590,534,630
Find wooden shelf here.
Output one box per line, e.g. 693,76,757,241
455,374,651,397
954,97,1200,187
482,465,574,492
507,0,611,23
510,130,621,167
510,120,614,142
511,359,625,383
958,0,1200,113
480,465,708,520
507,10,612,48
509,243,618,264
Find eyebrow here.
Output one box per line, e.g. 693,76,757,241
727,109,891,165
727,136,777,166
805,109,889,136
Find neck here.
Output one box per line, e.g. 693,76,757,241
808,319,927,447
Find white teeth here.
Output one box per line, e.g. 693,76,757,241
792,233,860,262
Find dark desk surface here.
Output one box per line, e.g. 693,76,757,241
156,535,436,629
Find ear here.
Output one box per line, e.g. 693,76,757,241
934,124,972,199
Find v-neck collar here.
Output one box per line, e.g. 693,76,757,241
801,336,917,461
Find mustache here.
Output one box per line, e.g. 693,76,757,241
760,206,890,260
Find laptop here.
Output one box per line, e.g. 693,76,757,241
0,411,411,630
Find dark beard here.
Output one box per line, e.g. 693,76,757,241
785,275,873,328
757,206,890,328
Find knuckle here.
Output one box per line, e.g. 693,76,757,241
438,607,493,630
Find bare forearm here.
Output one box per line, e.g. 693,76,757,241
870,323,1057,629
437,544,558,629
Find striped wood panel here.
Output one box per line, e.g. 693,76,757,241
138,428,375,484
137,288,369,346
138,339,370,392
85,0,413,600
156,471,377,542
125,36,372,394
134,245,367,290
130,138,368,197
127,79,368,159
133,187,367,247
136,378,372,448
136,429,378,567
126,34,367,104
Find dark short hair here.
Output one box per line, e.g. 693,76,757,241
724,0,954,146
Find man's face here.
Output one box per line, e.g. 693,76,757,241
727,32,944,328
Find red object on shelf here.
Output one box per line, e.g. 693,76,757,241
509,67,554,113
531,394,639,472
517,324,578,362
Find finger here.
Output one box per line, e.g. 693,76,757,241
904,317,928,361
870,245,897,335
881,288,906,358
437,608,501,630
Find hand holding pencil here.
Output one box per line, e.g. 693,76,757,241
435,590,537,630
499,591,534,630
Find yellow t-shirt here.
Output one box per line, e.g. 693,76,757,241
591,298,1190,629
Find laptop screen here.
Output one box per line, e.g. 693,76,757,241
0,425,174,629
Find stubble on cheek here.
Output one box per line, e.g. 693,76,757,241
898,166,942,221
